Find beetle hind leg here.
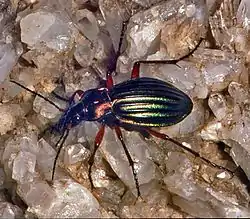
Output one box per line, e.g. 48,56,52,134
146,128,234,175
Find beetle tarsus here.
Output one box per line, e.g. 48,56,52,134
52,129,69,181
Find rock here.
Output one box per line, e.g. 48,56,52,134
126,0,208,60
74,36,96,68
0,202,23,218
23,179,101,218
0,104,25,135
49,180,101,218
237,0,250,29
12,151,36,184
200,120,223,142
76,9,99,42
99,0,128,53
20,11,74,52
63,143,91,166
161,100,207,137
0,42,21,83
0,0,23,82
228,82,249,104
208,93,230,121
17,180,57,215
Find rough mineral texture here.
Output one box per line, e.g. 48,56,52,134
0,0,250,218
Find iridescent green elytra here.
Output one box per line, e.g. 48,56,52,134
110,77,193,127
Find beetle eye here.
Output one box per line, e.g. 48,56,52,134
73,90,85,103
74,94,81,102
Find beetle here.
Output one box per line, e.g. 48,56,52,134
10,60,233,198
10,22,233,198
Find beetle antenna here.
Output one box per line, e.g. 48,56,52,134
52,129,70,180
10,80,64,111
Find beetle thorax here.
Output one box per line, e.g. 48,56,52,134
81,88,112,121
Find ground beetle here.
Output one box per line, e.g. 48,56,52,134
10,22,233,198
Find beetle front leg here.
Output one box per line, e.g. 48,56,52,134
88,125,105,190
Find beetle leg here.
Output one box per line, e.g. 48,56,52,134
114,126,141,198
116,21,128,58
131,38,204,79
51,128,70,181
131,60,179,79
131,62,140,79
106,21,129,89
88,125,106,190
18,56,37,68
146,128,234,175
106,72,114,89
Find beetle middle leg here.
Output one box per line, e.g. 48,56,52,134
88,124,141,198
114,126,141,198
130,38,204,79
130,60,179,79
